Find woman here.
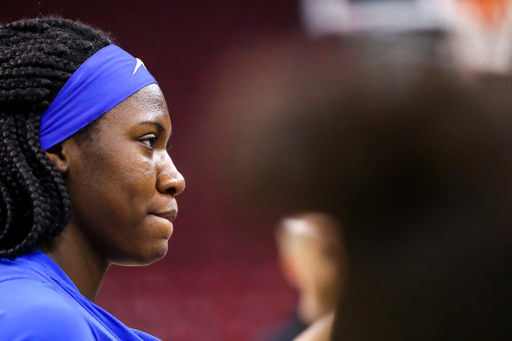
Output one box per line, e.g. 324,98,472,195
0,17,185,340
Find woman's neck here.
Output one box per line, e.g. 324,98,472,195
40,223,109,302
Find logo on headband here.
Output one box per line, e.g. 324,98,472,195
133,58,147,74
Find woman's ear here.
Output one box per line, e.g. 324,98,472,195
45,143,70,175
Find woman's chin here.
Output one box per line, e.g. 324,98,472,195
113,242,169,267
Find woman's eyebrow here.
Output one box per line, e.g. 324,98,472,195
138,120,165,132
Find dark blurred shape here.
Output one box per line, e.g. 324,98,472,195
257,314,308,341
207,32,512,340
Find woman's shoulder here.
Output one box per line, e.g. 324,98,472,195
0,276,96,340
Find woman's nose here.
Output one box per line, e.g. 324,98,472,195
157,152,186,196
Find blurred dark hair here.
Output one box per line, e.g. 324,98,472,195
214,33,512,339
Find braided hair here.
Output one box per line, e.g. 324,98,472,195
0,17,112,258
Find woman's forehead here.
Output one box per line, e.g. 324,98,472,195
105,84,170,127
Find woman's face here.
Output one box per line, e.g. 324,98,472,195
62,84,185,266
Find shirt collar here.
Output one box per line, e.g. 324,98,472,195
14,249,81,294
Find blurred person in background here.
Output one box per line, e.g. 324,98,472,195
207,32,512,340
257,212,344,341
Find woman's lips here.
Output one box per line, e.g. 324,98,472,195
152,210,177,222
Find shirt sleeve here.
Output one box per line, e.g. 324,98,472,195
0,279,96,341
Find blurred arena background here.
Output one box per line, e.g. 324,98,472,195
2,0,510,340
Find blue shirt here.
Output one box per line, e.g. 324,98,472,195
0,250,161,341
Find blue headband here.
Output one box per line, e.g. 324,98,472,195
39,44,157,150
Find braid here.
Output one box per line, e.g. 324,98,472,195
0,17,112,258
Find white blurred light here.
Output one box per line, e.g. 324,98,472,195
301,0,512,74
301,0,446,36
442,0,512,74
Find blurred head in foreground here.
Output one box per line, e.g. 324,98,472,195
208,34,512,340
277,212,344,325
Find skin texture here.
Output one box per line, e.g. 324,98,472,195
43,84,185,301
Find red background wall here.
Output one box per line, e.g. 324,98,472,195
1,1,302,340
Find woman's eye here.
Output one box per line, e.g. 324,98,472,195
139,134,157,148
